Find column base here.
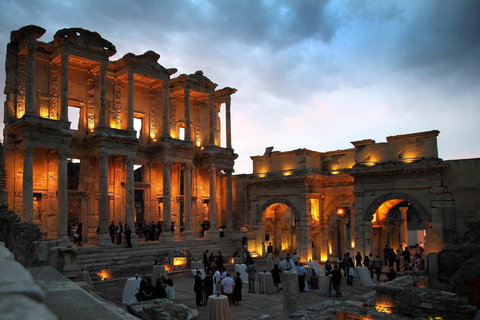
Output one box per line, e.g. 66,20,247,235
185,229,195,241
96,234,113,246
130,233,139,246
57,234,71,247
161,233,174,242
203,230,218,240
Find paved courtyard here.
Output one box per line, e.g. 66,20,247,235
94,258,379,320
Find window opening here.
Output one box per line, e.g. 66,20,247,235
68,106,81,130
179,126,185,140
134,118,142,139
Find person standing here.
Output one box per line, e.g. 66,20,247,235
216,251,224,271
194,270,203,306
233,272,243,305
296,262,307,292
203,249,210,273
108,221,115,243
331,264,342,298
271,264,282,292
383,244,390,266
125,224,132,248
203,271,215,305
267,242,273,254
363,253,370,270
221,273,235,304
246,260,257,293
266,251,274,271
75,223,83,246
345,252,354,286
373,255,383,281
355,252,363,266
115,221,123,245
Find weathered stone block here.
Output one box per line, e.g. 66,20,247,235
420,302,433,309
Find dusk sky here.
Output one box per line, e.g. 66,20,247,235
1,0,479,174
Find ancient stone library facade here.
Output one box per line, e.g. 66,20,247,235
3,25,236,246
3,25,480,262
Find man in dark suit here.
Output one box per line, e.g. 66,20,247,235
203,250,210,273
194,270,204,306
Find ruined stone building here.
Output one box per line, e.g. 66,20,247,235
3,25,236,246
234,130,480,262
3,26,479,265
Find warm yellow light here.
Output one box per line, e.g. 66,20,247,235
321,251,328,262
257,173,266,178
39,107,49,118
337,208,344,217
173,257,187,267
17,110,25,119
96,269,112,281
150,132,156,141
311,199,320,222
375,304,393,314
283,171,293,176
351,240,355,249
328,243,332,255
110,118,117,129
251,251,259,258
363,161,377,167
230,258,234,264
164,265,171,272
331,171,339,175
372,213,377,223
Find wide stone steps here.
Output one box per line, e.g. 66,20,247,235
76,238,240,280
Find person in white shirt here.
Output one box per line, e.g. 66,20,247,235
221,273,235,304
213,267,221,285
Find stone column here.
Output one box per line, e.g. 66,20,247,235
25,36,37,117
283,271,298,316
161,161,173,241
99,60,108,128
127,71,134,130
226,97,232,149
399,207,408,247
22,146,34,223
125,156,138,245
206,164,217,238
209,94,215,146
57,150,70,246
184,163,194,240
60,52,69,121
338,219,349,255
163,82,170,137
96,152,111,245
184,88,191,141
226,169,233,232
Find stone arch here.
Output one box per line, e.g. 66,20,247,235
259,197,300,225
324,195,355,221
364,192,431,223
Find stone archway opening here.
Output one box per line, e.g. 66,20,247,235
329,204,354,258
263,203,296,255
371,199,427,261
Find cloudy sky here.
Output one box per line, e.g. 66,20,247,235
1,0,479,173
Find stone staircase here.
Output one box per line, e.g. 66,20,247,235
76,237,241,281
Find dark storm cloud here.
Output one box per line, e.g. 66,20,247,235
394,0,480,83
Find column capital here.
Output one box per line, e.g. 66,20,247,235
161,160,173,168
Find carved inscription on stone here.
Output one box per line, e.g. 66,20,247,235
114,78,122,128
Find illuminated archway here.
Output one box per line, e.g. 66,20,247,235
261,199,299,254
366,193,431,259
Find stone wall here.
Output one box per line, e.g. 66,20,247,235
0,241,57,320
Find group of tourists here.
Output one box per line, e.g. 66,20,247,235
108,221,133,247
193,266,243,306
136,274,174,301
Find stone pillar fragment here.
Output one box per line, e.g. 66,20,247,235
60,52,69,121
283,271,298,316
96,152,111,245
399,207,408,247
226,98,232,148
57,150,70,246
99,61,108,127
206,164,217,238
161,161,173,241
128,71,134,130
163,82,170,137
25,36,37,117
209,94,215,146
226,169,233,232
184,88,191,141
184,163,194,240
125,156,138,245
22,146,34,223
338,219,348,255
